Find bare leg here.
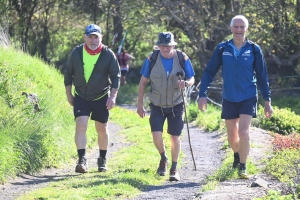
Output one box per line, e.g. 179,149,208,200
152,131,165,153
225,118,239,153
95,121,108,150
170,135,181,162
75,116,89,149
238,114,252,163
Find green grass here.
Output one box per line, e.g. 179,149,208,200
17,107,170,200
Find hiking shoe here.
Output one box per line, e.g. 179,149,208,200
232,154,240,169
169,169,180,181
156,160,168,176
98,157,107,172
238,169,249,179
75,157,88,173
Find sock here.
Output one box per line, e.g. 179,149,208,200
160,152,167,161
77,149,86,159
234,152,239,158
170,161,177,171
240,163,246,170
99,149,107,159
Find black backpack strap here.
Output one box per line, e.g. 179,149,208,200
220,46,225,64
251,43,257,68
176,50,185,70
251,43,257,55
76,45,84,66
149,50,160,73
149,49,185,74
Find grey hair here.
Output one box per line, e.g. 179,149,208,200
230,15,249,28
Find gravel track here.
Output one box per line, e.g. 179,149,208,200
0,106,283,200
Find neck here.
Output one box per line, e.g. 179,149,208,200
234,39,246,49
161,49,175,59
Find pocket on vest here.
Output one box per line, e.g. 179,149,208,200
150,72,162,88
148,91,161,105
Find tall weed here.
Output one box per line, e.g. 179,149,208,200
0,47,79,183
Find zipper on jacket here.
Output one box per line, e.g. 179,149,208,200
235,58,238,100
166,72,169,108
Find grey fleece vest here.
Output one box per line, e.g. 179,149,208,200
148,52,185,108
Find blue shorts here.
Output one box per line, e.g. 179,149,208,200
221,96,257,119
149,103,184,136
73,94,109,123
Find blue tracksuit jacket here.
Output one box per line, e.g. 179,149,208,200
198,39,271,102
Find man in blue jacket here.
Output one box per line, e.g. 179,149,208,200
198,15,273,179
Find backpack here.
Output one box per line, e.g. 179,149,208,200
149,50,185,74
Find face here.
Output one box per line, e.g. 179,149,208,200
84,34,102,50
230,18,248,41
158,45,175,58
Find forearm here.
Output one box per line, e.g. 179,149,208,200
65,85,72,97
110,88,118,99
137,78,147,106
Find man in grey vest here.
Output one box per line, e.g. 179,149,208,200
137,32,195,181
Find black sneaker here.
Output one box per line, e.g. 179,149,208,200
75,157,88,173
169,169,180,181
98,157,107,172
233,153,240,168
156,160,168,176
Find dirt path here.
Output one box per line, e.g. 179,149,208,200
0,106,283,200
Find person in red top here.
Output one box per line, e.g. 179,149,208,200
115,47,135,85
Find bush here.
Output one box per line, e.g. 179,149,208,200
257,106,300,135
272,133,300,151
264,148,300,183
187,103,199,122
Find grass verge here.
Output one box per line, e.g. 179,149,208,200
18,107,171,200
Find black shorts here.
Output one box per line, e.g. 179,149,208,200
221,96,257,119
73,94,109,123
149,103,184,136
121,69,128,76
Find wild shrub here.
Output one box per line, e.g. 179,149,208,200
257,106,300,135
195,104,223,132
272,133,300,151
264,148,300,183
187,103,199,122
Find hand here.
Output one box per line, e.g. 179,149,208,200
106,96,116,110
198,97,207,112
178,80,186,89
264,101,273,118
137,105,146,118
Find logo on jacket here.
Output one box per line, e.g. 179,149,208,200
242,50,251,57
223,51,233,56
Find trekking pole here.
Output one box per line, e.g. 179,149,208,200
176,72,197,171
117,31,127,56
